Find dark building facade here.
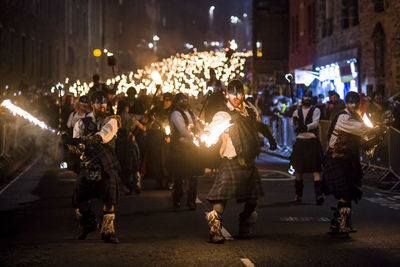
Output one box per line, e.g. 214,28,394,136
0,0,107,94
252,0,290,93
289,0,317,71
290,0,400,98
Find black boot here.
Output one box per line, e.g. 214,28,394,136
328,207,340,235
100,212,119,243
294,180,303,202
78,209,98,240
239,211,258,239
314,180,325,205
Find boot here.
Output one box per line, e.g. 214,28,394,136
328,208,340,235
100,213,119,243
135,171,142,194
239,211,258,239
337,206,352,237
294,180,303,202
78,209,97,240
314,180,325,205
329,203,352,238
205,210,224,244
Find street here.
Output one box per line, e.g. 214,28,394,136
1,153,399,267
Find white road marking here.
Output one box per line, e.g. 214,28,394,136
364,197,400,210
241,258,255,267
0,155,41,196
259,170,295,181
280,216,331,222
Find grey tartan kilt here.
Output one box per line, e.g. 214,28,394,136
206,158,263,202
322,152,362,202
75,170,119,205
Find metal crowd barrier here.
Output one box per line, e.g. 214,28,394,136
361,127,400,192
261,116,296,158
262,115,400,192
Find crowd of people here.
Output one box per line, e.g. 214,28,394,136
1,70,398,244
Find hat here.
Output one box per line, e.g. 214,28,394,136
127,87,137,97
227,80,244,96
345,91,360,105
163,92,173,101
91,91,108,105
174,93,188,104
79,95,89,104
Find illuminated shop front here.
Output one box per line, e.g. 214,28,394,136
315,58,359,100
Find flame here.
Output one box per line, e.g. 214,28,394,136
363,113,374,128
1,100,56,133
165,125,171,135
200,119,233,147
51,50,251,98
151,71,162,85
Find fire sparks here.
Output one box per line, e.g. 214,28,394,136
1,100,56,133
199,119,233,147
363,113,374,128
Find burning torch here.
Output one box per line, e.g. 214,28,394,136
285,73,295,104
361,113,386,151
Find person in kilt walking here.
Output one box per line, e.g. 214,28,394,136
290,92,324,205
168,93,202,210
69,91,121,243
323,92,378,238
204,80,277,244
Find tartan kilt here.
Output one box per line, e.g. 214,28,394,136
322,152,363,202
290,138,322,173
206,158,263,202
75,169,119,205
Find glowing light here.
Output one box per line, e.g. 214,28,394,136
230,16,239,24
165,125,171,135
153,35,160,42
151,71,162,85
93,49,102,57
148,42,154,49
51,50,251,97
200,119,233,147
288,165,295,175
363,114,374,128
230,39,238,50
1,100,56,133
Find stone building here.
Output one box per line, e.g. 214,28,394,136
0,0,115,94
315,0,400,98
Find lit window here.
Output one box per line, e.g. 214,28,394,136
256,41,262,57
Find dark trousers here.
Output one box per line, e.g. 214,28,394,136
173,176,197,205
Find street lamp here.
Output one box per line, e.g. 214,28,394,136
153,35,160,42
209,6,215,26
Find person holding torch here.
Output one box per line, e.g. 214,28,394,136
146,92,174,189
204,79,277,244
323,92,381,238
168,92,202,210
69,91,121,243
